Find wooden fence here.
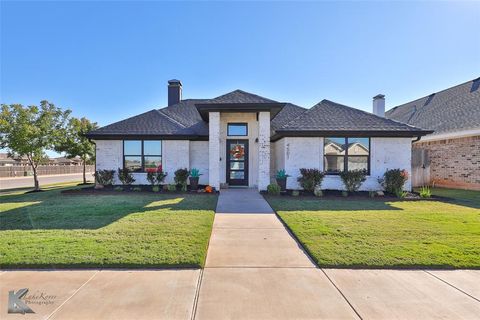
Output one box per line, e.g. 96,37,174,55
411,149,431,187
0,165,95,178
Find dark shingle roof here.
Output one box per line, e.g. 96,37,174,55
274,99,428,137
203,89,278,104
386,78,480,135
87,89,430,140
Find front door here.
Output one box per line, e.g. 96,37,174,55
226,139,249,186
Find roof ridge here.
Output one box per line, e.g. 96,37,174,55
387,77,480,112
321,99,423,130
156,109,186,128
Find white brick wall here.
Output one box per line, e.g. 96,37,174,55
163,140,190,185
258,111,271,191
94,140,123,184
209,112,221,190
190,141,209,185
278,137,413,191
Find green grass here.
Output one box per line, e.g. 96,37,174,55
265,193,480,269
415,187,480,208
0,185,217,268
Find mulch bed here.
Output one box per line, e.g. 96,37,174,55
261,189,444,202
62,185,218,196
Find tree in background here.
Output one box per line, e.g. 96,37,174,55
0,101,71,191
56,117,98,184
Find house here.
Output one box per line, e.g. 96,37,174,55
387,78,480,190
86,80,430,191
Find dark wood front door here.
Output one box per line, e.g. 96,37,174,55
226,139,249,186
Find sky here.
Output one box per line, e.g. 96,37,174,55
1,1,479,156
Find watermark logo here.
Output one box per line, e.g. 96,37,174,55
8,288,35,314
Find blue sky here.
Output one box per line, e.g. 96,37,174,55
1,1,479,130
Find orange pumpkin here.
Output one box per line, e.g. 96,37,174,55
205,185,213,193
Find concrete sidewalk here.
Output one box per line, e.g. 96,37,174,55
1,189,479,319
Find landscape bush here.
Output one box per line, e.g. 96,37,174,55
297,168,325,192
381,169,409,196
419,186,432,198
95,170,115,186
340,169,367,192
174,168,189,189
267,183,281,195
117,168,135,185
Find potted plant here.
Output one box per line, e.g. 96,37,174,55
189,168,202,191
275,169,290,192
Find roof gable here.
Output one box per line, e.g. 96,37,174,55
203,89,278,104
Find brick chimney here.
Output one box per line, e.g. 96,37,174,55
168,79,182,106
372,94,385,117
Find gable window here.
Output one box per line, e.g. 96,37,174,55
123,140,162,172
324,137,370,174
227,123,248,136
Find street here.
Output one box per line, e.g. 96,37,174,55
0,173,94,190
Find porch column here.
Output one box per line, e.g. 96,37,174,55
258,111,271,191
208,112,221,190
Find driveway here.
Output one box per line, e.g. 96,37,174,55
0,173,94,190
1,189,479,319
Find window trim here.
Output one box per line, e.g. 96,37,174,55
324,137,370,175
123,140,162,172
227,123,248,136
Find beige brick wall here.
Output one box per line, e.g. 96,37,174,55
413,135,480,190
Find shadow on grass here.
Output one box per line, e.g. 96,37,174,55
264,195,403,211
0,188,216,231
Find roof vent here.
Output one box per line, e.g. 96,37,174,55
372,94,385,117
168,79,182,106
471,77,480,93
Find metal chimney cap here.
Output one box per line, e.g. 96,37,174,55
373,94,385,100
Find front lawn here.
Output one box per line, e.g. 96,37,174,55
265,194,480,269
0,185,217,268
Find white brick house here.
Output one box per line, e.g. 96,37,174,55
87,80,431,191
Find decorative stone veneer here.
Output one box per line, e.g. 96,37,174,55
257,111,271,191
413,135,480,190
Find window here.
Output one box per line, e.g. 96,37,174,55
123,140,162,172
227,123,248,136
324,137,369,174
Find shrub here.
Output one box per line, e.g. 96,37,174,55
117,168,135,185
174,168,189,188
114,186,123,192
156,171,168,185
314,186,323,197
146,171,156,186
297,168,325,192
133,186,142,192
167,184,177,192
95,170,115,186
396,190,408,198
267,183,281,195
340,169,367,192
152,185,160,192
342,191,348,197
275,169,290,179
382,169,409,195
419,186,432,198
292,190,300,197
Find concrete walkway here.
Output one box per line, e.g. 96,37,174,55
1,189,479,319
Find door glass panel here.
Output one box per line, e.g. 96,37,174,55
230,162,244,170
230,171,244,179
229,143,245,160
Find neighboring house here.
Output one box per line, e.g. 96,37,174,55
86,80,430,191
50,156,83,166
387,78,480,190
0,153,29,166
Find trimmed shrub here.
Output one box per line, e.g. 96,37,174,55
381,169,409,195
133,186,142,192
267,183,281,195
292,190,300,197
174,168,189,189
95,170,115,186
152,186,160,192
297,168,325,193
146,171,156,186
340,169,367,192
167,184,177,192
118,168,135,185
114,186,123,192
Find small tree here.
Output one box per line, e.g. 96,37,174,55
297,168,325,192
56,117,98,184
0,101,70,191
